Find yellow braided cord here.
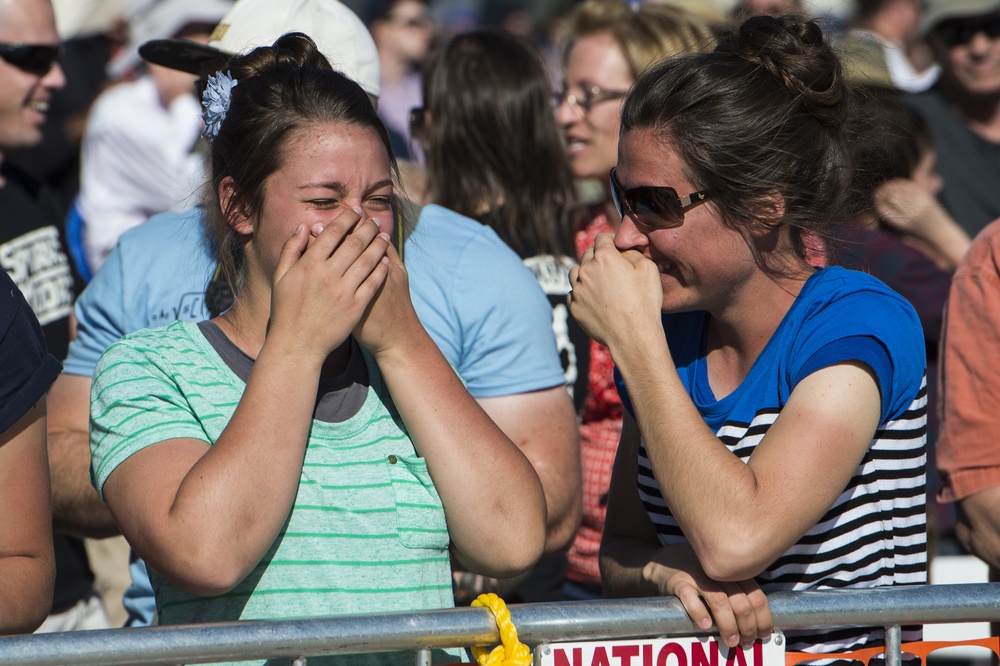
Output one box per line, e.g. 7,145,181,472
471,593,532,666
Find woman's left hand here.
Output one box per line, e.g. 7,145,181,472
643,544,773,649
568,232,665,352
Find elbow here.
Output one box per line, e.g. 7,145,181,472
154,546,251,597
693,536,772,582
498,515,547,577
462,507,546,579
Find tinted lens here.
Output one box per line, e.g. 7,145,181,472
609,169,683,229
988,17,1000,38
938,17,1000,46
630,186,683,227
0,44,59,76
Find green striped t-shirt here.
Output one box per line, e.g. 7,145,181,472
90,321,461,665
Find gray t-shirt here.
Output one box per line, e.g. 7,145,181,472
905,88,1000,237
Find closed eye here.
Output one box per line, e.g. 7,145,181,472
365,195,392,211
306,199,340,209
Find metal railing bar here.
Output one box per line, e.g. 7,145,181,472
0,584,995,666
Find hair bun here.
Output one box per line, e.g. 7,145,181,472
718,15,847,127
232,32,332,81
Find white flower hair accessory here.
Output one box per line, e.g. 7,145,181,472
201,70,238,142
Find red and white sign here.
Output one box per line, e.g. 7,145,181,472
539,635,786,666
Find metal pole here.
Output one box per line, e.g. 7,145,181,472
416,646,432,666
884,624,902,666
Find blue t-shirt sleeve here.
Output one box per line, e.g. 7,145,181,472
795,335,894,419
788,281,924,423
407,206,565,398
0,272,61,432
450,234,564,397
64,240,128,375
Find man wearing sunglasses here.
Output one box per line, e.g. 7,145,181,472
905,0,1000,236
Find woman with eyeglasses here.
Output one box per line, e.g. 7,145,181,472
415,28,581,604
554,0,714,601
569,14,927,657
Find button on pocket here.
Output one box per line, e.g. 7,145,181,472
386,454,450,550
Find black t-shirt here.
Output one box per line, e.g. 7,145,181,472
0,161,82,360
905,88,1000,237
0,162,92,615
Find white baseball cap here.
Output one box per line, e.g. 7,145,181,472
138,0,381,97
109,0,234,79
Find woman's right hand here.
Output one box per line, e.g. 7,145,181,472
643,544,772,649
268,207,391,363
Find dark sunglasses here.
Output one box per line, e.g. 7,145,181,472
609,167,710,231
934,15,1000,48
0,43,60,76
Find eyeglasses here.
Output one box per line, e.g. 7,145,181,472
609,167,710,231
408,106,426,142
0,43,61,76
934,15,1000,48
553,85,629,114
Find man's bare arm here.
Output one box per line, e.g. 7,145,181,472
478,385,581,552
47,373,120,538
956,486,1000,570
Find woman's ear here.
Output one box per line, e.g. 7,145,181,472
219,176,253,235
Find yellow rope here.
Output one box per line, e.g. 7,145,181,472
471,593,532,666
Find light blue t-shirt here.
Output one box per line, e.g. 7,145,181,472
70,203,564,627
67,204,564,395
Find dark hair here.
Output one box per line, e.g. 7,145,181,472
620,14,853,272
421,29,576,258
850,93,932,194
205,32,397,292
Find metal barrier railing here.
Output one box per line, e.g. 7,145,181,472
0,583,997,665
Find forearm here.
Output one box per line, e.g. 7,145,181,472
478,388,581,553
47,374,120,538
912,214,971,269
49,429,119,538
956,487,1000,570
599,534,663,598
613,342,759,556
534,451,582,553
0,556,55,634
373,328,546,577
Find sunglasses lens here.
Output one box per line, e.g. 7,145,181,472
938,17,1000,46
1,45,59,75
631,187,682,228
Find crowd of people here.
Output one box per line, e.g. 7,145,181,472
3,0,1000,663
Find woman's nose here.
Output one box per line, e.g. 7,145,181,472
614,214,649,251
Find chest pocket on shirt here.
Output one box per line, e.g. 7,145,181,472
386,454,451,549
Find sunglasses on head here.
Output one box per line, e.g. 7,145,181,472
0,43,60,76
934,15,1000,48
609,167,710,231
